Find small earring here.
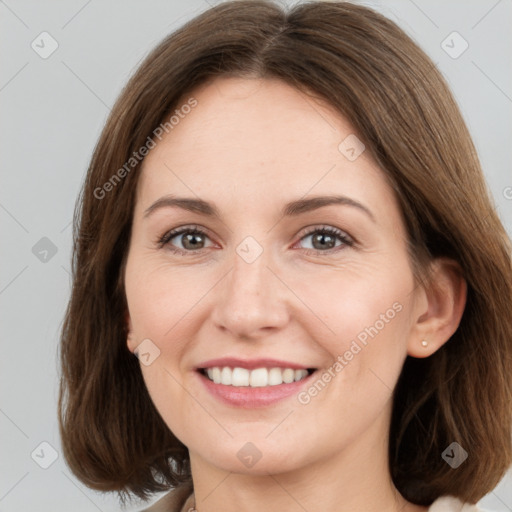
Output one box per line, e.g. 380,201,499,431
421,340,428,347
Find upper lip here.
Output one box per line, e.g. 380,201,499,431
196,357,314,371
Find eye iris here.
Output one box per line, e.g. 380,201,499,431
312,232,336,250
182,232,204,250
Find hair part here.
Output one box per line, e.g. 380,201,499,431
59,0,512,506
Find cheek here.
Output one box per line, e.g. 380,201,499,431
136,363,198,451
287,256,413,345
125,256,213,344
290,260,414,400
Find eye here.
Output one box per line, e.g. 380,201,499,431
295,226,353,254
157,224,354,256
157,225,214,254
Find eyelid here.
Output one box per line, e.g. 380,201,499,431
295,224,354,242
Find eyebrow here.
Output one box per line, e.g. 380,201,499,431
143,194,375,222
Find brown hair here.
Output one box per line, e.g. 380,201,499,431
58,0,512,506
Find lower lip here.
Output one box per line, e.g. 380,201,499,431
197,370,316,408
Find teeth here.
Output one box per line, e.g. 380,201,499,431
221,367,232,385
268,368,283,386
232,367,249,386
282,368,295,384
204,367,310,387
249,368,267,387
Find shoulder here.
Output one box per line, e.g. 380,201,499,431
138,483,194,512
428,496,501,512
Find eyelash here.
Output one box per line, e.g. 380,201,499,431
157,224,354,256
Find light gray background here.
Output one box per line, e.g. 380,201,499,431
1,0,511,510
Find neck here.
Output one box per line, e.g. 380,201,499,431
187,408,428,512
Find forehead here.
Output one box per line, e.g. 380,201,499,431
135,77,396,219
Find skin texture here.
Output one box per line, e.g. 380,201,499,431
124,77,466,512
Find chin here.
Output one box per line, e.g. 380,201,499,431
196,438,306,476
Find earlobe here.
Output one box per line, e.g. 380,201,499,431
407,258,467,358
125,312,135,353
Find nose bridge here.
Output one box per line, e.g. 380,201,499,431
211,239,289,337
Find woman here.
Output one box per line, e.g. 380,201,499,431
58,1,512,511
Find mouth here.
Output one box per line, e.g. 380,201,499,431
198,366,316,388
195,357,319,407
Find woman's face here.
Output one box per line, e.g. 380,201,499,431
124,77,425,476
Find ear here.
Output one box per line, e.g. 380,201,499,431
125,311,136,353
407,258,467,358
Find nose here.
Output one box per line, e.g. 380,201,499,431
210,246,290,340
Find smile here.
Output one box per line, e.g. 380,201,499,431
201,366,314,387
